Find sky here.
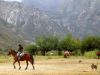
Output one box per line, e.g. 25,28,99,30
22,0,63,11
4,0,22,2
3,0,64,11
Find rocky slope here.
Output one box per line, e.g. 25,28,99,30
0,1,63,41
0,17,22,48
0,0,100,43
23,0,100,38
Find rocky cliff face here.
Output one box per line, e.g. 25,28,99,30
23,0,100,38
0,17,23,48
54,0,100,37
0,0,100,42
0,1,63,41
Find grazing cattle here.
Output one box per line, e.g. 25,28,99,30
96,51,100,59
64,51,71,58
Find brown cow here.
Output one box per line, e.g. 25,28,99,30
64,51,72,58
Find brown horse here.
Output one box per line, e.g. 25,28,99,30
96,51,100,59
8,49,35,70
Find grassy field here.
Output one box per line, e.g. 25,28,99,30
0,55,100,75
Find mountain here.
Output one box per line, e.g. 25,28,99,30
0,0,100,44
55,0,100,37
22,0,100,38
0,17,23,48
0,1,65,41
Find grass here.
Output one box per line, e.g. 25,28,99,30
0,55,97,63
0,55,13,63
34,56,64,60
0,55,66,63
84,51,97,59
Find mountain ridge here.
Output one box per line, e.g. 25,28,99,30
0,1,64,41
0,0,100,43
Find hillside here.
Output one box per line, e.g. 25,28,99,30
0,0,100,42
0,18,22,48
23,0,100,38
0,1,63,41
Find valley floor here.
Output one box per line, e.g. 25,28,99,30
0,59,100,75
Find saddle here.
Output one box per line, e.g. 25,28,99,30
20,52,24,57
17,52,25,60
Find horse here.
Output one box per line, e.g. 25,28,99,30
7,49,35,70
96,51,100,59
64,51,72,58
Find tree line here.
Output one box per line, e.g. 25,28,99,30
25,34,100,56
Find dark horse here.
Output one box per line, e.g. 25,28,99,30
8,49,35,70
96,51,100,59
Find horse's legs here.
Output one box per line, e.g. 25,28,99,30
29,60,35,70
25,61,28,70
13,60,17,69
32,63,35,70
18,61,21,70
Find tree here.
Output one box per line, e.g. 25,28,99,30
35,36,59,56
73,39,82,55
58,34,82,55
59,34,76,52
25,44,38,55
82,35,100,55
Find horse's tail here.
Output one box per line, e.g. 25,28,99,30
30,54,34,65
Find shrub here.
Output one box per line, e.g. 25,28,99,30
84,50,97,59
74,49,82,56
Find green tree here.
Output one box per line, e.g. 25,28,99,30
36,36,59,56
36,36,47,56
59,34,76,52
82,35,100,55
25,44,38,55
73,39,82,55
58,34,82,55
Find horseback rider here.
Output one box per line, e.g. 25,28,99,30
17,44,24,60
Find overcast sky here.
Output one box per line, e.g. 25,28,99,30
4,0,22,2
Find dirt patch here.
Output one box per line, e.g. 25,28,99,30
0,59,100,75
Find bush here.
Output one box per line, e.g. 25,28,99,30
84,50,97,59
74,49,82,56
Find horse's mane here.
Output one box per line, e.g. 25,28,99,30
10,49,17,53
